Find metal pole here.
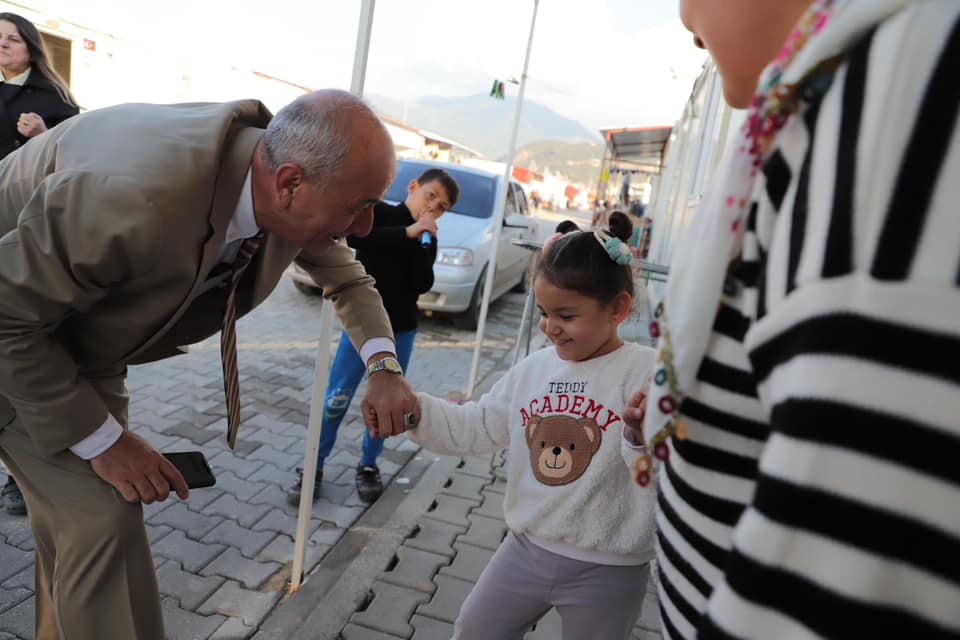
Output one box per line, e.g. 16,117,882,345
465,0,539,398
290,0,377,593
289,299,336,592
513,286,536,366
350,0,376,97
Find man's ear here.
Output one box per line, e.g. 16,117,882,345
276,164,304,208
407,179,420,197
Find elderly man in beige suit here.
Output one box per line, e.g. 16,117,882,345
0,89,418,639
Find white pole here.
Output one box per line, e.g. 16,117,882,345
289,299,336,592
350,0,376,97
465,0,539,398
290,0,377,593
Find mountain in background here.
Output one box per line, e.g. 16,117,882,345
369,93,605,186
368,94,602,158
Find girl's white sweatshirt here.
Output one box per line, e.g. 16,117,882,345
408,342,658,563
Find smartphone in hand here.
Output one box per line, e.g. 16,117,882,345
163,451,216,489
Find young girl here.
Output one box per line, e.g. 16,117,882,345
633,1,960,638
402,212,658,639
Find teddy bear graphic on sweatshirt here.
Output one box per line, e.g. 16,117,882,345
525,414,602,486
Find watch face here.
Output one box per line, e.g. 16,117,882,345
372,358,403,374
383,359,402,373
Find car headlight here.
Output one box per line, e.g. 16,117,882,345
436,248,474,266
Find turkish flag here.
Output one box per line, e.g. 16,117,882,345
83,39,96,51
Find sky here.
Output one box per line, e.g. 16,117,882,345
44,0,708,131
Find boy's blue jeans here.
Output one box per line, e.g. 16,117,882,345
315,329,417,470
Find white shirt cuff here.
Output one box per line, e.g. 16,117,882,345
69,415,124,459
359,337,397,364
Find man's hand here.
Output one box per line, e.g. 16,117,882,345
623,389,648,446
90,431,189,504
361,369,418,439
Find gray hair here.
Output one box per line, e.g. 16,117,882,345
262,90,378,188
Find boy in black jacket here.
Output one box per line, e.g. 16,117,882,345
288,168,459,504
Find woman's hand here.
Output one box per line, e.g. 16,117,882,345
623,389,647,446
17,112,47,138
406,211,438,240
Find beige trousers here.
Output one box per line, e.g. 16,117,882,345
0,370,165,640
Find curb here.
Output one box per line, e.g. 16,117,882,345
252,451,458,640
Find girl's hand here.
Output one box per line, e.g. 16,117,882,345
623,389,647,446
17,112,47,138
406,211,438,239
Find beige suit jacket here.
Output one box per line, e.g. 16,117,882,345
0,100,392,456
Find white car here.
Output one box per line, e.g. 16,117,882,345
287,159,537,330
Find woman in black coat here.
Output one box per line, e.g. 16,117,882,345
0,12,78,517
0,12,78,159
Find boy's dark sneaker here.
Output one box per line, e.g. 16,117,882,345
286,468,322,506
355,464,383,503
2,477,26,516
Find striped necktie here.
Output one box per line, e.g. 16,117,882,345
221,232,264,449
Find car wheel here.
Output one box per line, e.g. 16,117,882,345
294,280,322,295
512,255,534,293
453,268,486,331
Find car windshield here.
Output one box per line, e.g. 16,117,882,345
385,162,497,218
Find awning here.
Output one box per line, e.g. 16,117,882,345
418,129,484,158
599,125,672,171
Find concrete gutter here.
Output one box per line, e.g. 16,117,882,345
252,452,457,640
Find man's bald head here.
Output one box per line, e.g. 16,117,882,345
262,89,393,190
252,89,396,255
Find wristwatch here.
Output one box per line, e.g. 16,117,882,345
367,357,403,376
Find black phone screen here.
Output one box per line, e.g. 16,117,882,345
163,451,217,489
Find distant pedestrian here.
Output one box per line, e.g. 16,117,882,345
391,212,659,639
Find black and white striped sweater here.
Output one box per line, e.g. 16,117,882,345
658,2,960,638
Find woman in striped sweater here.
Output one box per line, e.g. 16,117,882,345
636,1,960,637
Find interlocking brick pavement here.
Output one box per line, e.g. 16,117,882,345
1,209,663,639
0,277,538,639
342,452,663,640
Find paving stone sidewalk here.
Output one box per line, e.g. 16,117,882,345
0,224,661,639
337,450,663,640
0,279,531,640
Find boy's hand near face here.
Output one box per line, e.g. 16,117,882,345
406,211,438,240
